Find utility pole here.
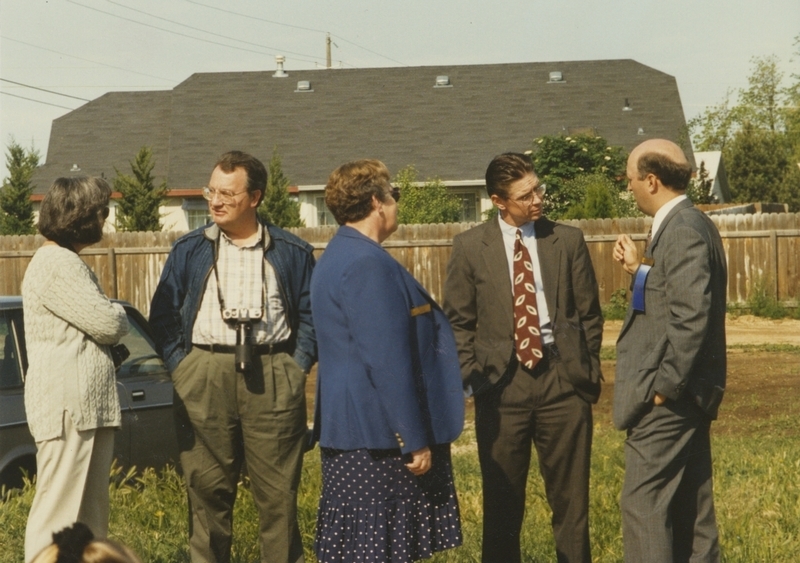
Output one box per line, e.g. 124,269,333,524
326,33,332,69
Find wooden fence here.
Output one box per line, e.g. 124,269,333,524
2,213,799,317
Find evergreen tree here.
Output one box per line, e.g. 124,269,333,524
686,161,714,205
561,173,638,220
258,148,304,228
0,141,40,235
394,166,462,224
113,146,167,232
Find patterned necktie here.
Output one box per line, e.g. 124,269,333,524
513,229,543,370
645,227,653,250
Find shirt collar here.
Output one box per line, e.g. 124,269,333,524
219,223,265,249
651,194,688,239
497,214,536,238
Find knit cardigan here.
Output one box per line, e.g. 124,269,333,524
22,244,129,441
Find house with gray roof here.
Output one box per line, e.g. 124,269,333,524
32,58,690,229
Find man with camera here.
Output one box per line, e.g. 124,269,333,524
150,151,317,563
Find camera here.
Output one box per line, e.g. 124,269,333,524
222,308,263,373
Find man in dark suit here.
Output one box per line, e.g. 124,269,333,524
443,153,603,563
613,139,727,562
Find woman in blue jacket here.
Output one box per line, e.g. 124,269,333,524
311,159,464,562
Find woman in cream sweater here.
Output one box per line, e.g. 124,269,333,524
23,177,129,563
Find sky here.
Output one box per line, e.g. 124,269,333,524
1,0,798,180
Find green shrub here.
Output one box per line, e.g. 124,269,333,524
747,277,787,318
602,288,629,321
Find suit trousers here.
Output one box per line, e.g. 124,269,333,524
172,347,307,563
621,399,720,563
25,411,115,563
475,356,592,563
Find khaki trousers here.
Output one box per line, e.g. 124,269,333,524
172,347,307,563
24,411,115,563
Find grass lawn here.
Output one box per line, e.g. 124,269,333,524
2,345,799,562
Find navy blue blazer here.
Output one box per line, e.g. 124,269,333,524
310,226,464,454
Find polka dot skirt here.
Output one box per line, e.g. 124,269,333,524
315,444,462,562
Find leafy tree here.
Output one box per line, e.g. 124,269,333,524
113,146,168,232
726,122,792,204
687,93,739,151
688,52,800,210
0,140,40,235
527,134,627,219
395,165,462,224
258,148,304,228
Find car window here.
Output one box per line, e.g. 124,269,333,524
115,312,169,379
0,311,23,390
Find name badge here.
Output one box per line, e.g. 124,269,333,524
632,257,654,312
410,303,432,317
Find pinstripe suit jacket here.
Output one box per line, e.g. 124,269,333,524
614,199,727,430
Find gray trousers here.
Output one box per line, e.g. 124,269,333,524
172,347,307,563
622,399,720,563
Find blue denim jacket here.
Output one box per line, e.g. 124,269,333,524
149,221,317,373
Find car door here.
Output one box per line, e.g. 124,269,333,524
0,308,36,489
114,307,179,472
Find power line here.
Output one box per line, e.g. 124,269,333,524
181,0,406,66
0,36,175,83
65,0,322,65
0,91,76,110
182,0,330,34
0,78,91,102
104,0,323,64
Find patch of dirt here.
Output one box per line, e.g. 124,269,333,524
602,315,800,347
595,351,800,436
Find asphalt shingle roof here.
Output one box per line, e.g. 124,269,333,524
32,59,689,193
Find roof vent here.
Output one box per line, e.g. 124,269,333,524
623,98,633,111
548,71,564,83
434,75,452,88
70,164,81,172
273,55,288,78
295,80,313,93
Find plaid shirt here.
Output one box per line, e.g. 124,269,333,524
192,226,290,345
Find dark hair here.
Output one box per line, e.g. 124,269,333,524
636,151,692,191
485,153,535,198
31,522,143,563
38,177,111,248
214,151,268,205
324,159,392,225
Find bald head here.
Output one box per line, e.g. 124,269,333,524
630,139,692,191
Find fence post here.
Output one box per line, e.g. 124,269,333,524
107,247,118,299
770,229,778,299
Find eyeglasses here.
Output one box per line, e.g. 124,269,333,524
388,187,401,202
508,183,546,205
203,186,249,204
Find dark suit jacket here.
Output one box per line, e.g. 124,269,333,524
310,226,464,454
443,217,604,402
614,199,727,430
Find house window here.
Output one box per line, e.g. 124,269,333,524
452,191,479,222
186,209,211,230
315,196,336,226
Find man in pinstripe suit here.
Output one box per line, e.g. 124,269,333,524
613,139,727,563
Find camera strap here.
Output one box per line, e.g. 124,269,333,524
212,227,268,325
